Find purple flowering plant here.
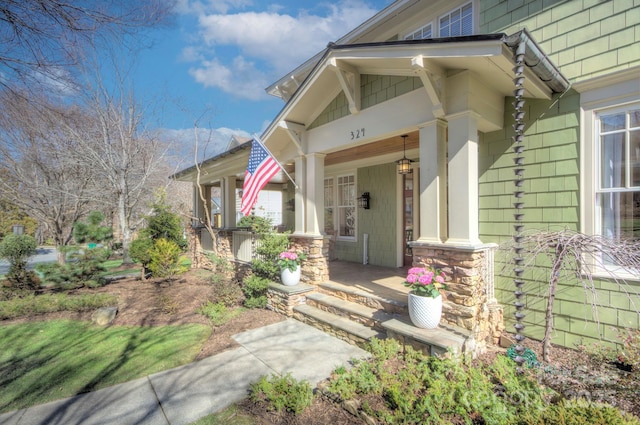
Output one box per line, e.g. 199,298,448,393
277,250,307,272
403,266,447,298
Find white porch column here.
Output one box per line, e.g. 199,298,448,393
223,177,237,228
194,185,211,224
305,153,325,236
417,119,447,243
294,156,306,234
447,111,481,245
193,185,205,227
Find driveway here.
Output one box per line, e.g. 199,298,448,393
0,247,58,275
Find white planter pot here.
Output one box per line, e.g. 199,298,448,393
408,292,442,329
280,265,301,286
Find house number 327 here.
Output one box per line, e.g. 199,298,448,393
350,128,365,140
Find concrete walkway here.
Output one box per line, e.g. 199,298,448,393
0,319,369,425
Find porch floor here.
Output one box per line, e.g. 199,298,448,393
325,261,410,304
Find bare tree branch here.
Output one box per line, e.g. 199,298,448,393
501,229,640,361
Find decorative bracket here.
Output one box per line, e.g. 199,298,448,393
411,55,445,118
328,58,361,115
278,120,305,155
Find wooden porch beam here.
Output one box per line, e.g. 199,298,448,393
327,58,361,115
411,55,445,118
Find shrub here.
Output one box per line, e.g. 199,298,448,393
521,398,640,425
129,237,154,277
242,275,269,308
36,248,109,289
250,373,313,415
0,233,39,290
326,338,551,425
72,211,112,245
148,238,187,278
196,301,242,326
141,191,187,250
210,278,243,307
252,232,290,280
0,233,37,264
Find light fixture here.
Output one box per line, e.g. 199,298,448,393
357,192,370,209
397,134,413,175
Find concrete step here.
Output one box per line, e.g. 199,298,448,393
293,304,384,348
306,292,398,331
317,281,407,315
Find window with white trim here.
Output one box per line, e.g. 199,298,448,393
324,178,334,234
439,3,473,37
596,106,640,243
404,2,473,40
324,175,356,239
405,23,432,40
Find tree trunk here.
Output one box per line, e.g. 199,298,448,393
543,243,565,362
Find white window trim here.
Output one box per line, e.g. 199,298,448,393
437,2,474,38
402,1,475,40
325,174,357,242
578,68,640,281
404,23,432,40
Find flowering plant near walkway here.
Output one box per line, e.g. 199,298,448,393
277,250,307,272
403,266,446,298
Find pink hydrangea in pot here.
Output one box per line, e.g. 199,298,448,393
403,266,447,298
277,250,307,272
277,250,307,286
403,266,447,328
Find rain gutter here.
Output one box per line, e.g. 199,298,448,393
503,28,571,94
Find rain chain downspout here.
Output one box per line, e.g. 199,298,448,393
512,41,527,373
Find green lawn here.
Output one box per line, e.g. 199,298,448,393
0,320,211,413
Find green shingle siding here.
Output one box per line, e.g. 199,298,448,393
333,163,397,267
481,0,640,81
309,75,423,130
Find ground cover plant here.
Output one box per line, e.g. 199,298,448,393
0,291,117,320
200,337,640,425
0,320,211,413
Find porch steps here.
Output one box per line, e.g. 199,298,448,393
293,304,384,348
316,281,407,315
305,292,397,331
293,281,472,356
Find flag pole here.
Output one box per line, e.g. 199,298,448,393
253,134,299,190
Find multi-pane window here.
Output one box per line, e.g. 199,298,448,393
324,178,334,234
439,3,473,37
337,175,356,238
596,106,640,242
405,23,432,40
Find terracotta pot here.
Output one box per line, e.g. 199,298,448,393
280,265,301,286
408,292,442,329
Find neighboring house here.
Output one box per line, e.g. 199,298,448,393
174,0,639,351
173,135,284,247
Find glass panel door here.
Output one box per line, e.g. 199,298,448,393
403,173,414,266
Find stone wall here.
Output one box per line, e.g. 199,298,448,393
289,235,330,285
194,228,330,286
267,282,314,316
412,242,505,352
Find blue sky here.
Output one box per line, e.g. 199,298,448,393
132,0,393,156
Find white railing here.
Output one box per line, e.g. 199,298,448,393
232,230,266,263
232,230,254,263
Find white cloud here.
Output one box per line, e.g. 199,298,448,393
180,0,380,100
189,56,269,100
160,126,251,166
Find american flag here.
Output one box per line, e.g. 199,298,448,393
240,139,281,216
